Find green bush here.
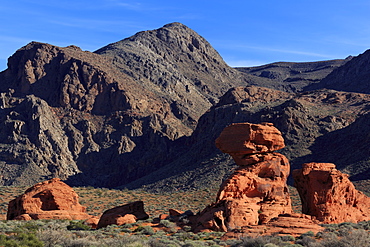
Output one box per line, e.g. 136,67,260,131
67,220,91,231
280,235,295,242
0,232,43,247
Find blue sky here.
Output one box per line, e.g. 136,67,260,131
1,0,370,72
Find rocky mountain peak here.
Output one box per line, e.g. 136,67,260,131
95,23,245,124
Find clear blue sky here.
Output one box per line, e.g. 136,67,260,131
1,0,370,72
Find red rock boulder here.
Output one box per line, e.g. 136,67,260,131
293,162,370,223
97,201,149,229
215,122,285,156
7,178,91,220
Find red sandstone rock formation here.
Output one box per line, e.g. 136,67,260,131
97,201,149,229
194,123,292,232
215,122,285,155
293,162,370,223
7,178,91,220
221,213,324,239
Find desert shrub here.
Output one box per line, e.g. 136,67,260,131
237,236,267,247
141,225,155,235
182,240,206,247
160,219,175,228
183,225,192,232
0,232,43,247
159,220,178,233
298,231,315,238
67,220,91,231
319,239,350,247
357,221,370,230
295,236,316,246
280,235,295,242
341,229,370,246
134,225,155,235
37,228,72,247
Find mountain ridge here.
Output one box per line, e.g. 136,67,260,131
0,22,369,192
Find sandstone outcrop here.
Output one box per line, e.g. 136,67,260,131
7,178,91,220
221,213,324,238
194,123,292,231
293,162,370,223
97,201,149,229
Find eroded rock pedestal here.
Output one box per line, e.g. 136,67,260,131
7,178,91,220
293,162,370,223
194,123,293,231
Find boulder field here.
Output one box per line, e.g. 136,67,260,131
6,122,370,236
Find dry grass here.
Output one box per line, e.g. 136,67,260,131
0,186,220,220
0,185,304,220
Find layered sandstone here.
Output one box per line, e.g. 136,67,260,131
293,162,370,223
194,123,292,231
7,178,91,220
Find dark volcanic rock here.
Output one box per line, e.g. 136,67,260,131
0,22,369,191
305,50,370,93
237,59,349,93
95,22,247,125
0,23,248,187
0,41,193,187
0,95,78,185
131,86,370,192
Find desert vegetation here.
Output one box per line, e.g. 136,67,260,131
1,185,370,246
0,218,370,246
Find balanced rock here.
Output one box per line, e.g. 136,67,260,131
215,122,285,156
97,201,149,229
194,123,292,231
293,162,370,223
7,178,90,220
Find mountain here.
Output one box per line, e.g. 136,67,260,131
304,50,370,93
125,86,370,192
0,41,192,186
0,22,369,191
94,22,247,126
237,59,350,93
0,23,248,187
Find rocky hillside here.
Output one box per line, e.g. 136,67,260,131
0,22,369,191
305,49,370,93
128,86,370,192
95,22,247,126
0,23,250,187
237,59,350,93
0,41,194,187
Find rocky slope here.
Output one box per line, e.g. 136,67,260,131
0,22,369,191
0,23,250,187
305,49,370,93
237,59,350,93
95,22,247,126
0,41,192,186
130,86,370,192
